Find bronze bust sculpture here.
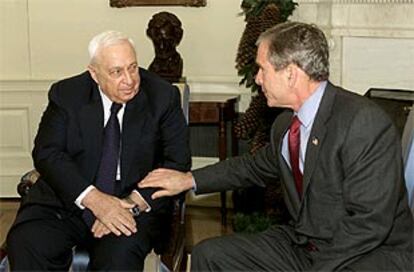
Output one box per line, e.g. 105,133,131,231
147,11,184,83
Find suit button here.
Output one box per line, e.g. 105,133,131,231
305,242,318,252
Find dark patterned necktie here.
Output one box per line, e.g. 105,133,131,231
83,102,122,227
288,116,303,198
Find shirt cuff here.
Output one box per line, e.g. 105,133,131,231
132,190,152,212
192,176,197,192
75,185,96,209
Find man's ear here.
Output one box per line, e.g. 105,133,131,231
286,64,297,87
87,65,99,84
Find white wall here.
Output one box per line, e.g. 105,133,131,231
291,0,414,94
1,0,245,82
0,0,31,79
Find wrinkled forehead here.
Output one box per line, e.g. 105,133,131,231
95,41,137,65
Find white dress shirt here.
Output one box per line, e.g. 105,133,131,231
75,89,150,212
281,81,327,173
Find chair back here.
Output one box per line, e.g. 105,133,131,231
365,88,414,216
153,82,189,271
364,88,414,137
173,82,190,124
402,107,414,214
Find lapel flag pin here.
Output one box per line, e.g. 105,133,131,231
312,137,319,146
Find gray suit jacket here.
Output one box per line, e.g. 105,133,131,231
193,82,413,270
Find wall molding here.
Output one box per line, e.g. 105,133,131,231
0,78,253,112
0,80,48,197
332,0,413,4
0,105,31,156
330,27,414,38
297,0,413,4
0,78,248,94
0,79,52,92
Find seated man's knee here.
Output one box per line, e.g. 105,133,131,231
7,222,73,270
7,224,34,257
7,224,52,269
90,235,151,270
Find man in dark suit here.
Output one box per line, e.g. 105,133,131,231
6,30,191,271
139,22,413,271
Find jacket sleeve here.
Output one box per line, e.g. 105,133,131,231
32,82,91,207
193,142,281,194
158,86,191,172
135,85,191,211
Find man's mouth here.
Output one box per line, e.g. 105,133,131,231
121,88,135,94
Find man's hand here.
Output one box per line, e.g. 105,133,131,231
124,192,149,212
138,168,194,199
82,189,137,236
91,219,111,238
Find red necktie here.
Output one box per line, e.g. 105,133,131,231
288,116,303,198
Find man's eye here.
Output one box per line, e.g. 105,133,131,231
128,64,138,73
110,69,122,76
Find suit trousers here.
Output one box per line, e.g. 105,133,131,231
6,205,157,271
191,226,312,272
191,225,413,272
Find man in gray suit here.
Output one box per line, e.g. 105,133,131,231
139,22,413,271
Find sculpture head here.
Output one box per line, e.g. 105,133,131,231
147,12,183,59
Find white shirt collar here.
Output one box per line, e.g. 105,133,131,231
97,87,125,128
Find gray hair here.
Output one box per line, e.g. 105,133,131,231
88,31,135,64
257,21,329,81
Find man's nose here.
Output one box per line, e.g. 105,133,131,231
123,71,133,85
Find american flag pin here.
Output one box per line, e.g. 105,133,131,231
312,137,319,146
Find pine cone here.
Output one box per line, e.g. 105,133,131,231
235,4,282,72
234,92,268,139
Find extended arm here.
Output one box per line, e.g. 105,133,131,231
140,143,280,198
135,85,191,208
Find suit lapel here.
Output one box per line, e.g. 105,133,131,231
120,86,149,186
79,83,104,180
272,83,337,217
79,76,149,190
301,82,336,201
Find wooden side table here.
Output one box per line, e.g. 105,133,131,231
189,93,239,226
